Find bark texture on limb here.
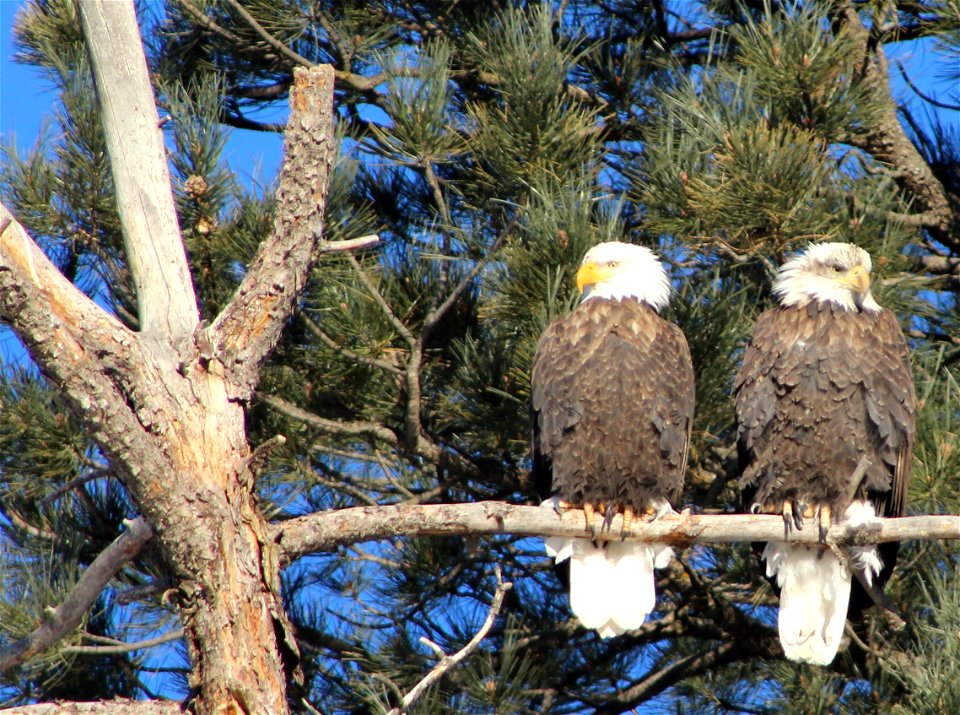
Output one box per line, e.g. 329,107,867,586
0,702,181,715
275,502,960,562
0,3,338,713
206,64,337,402
841,4,956,249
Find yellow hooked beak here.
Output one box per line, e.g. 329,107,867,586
839,264,871,295
576,261,617,293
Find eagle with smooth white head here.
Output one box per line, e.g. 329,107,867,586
735,242,915,665
531,241,695,638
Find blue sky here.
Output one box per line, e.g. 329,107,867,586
1,1,954,195
0,0,284,187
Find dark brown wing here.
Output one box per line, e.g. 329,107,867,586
734,303,915,618
735,303,914,514
531,299,695,512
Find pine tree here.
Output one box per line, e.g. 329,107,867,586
1,1,958,713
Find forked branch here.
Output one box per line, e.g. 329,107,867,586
387,567,513,715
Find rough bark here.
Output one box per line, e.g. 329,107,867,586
0,703,181,715
0,2,338,712
842,4,956,249
205,64,337,402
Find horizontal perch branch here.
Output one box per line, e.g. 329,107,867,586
275,501,960,563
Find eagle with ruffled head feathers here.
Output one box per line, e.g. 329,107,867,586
735,242,915,665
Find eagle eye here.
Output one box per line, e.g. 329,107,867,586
607,261,619,268
830,264,844,273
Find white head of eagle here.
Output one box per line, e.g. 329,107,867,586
773,242,881,313
577,241,671,311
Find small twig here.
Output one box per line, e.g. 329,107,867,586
852,568,906,632
844,455,872,505
418,637,447,659
896,60,960,111
0,517,154,671
387,567,513,715
175,0,243,42
298,310,403,375
222,0,313,68
319,234,381,253
301,698,326,715
421,220,515,337
2,506,57,540
40,468,112,505
345,252,417,348
258,392,400,445
63,629,184,655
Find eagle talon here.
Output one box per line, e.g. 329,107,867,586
645,498,675,523
780,499,803,541
817,504,832,557
582,502,598,540
620,506,635,541
601,503,619,534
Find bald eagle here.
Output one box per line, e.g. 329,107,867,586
531,241,695,638
735,242,915,665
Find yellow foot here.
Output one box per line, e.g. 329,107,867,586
781,499,805,540
620,506,635,541
583,501,598,539
817,503,832,554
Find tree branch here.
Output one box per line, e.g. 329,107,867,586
0,702,180,715
222,0,313,68
257,393,400,445
841,4,956,248
592,641,745,714
0,518,154,672
387,568,512,715
206,64,337,401
62,629,184,656
77,0,199,341
274,502,960,563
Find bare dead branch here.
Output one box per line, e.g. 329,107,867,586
274,502,960,563
77,0,199,341
319,235,381,253
387,567,513,715
0,518,154,672
63,629,184,655
258,393,400,445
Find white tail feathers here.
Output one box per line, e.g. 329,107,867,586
763,542,851,665
546,536,673,638
762,501,883,665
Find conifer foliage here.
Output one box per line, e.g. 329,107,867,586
1,1,958,713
